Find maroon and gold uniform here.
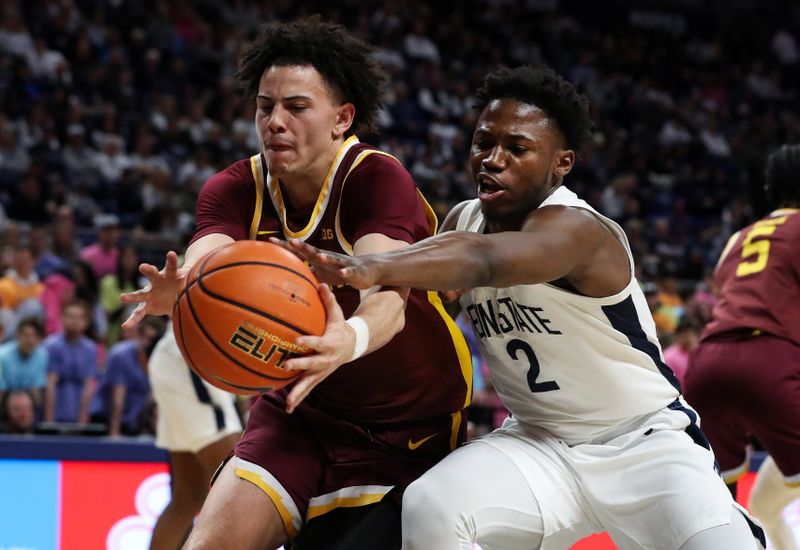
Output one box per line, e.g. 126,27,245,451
192,136,472,537
702,208,800,346
684,208,800,485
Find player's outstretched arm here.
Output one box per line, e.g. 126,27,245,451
120,233,234,329
281,233,411,413
279,206,628,297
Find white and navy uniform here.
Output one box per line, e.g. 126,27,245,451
149,325,242,453
401,186,764,550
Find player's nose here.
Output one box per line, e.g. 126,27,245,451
267,105,289,133
482,146,506,170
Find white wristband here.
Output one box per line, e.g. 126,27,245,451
345,316,369,362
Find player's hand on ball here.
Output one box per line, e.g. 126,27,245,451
283,284,355,413
271,238,377,290
120,251,186,329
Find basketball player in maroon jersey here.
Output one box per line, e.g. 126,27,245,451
683,144,800,549
121,16,471,550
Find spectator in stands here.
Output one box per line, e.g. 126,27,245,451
89,316,165,437
62,124,101,189
0,244,45,338
30,224,69,280
100,244,142,346
72,259,107,342
43,299,98,424
79,214,121,280
6,172,49,224
0,122,31,183
0,317,47,406
662,317,702,387
0,389,36,435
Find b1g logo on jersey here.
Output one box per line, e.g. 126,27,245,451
229,322,304,368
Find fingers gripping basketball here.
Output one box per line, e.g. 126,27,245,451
173,241,326,395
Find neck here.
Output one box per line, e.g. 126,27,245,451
277,139,345,210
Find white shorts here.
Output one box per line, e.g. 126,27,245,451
149,327,242,453
419,399,759,549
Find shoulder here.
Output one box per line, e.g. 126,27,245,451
441,200,474,232
203,157,254,191
43,334,62,349
0,341,13,356
80,337,98,352
524,204,609,236
108,340,135,362
346,149,415,190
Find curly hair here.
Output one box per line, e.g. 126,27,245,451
236,15,387,135
764,143,800,208
474,66,593,150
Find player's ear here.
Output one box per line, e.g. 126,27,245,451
554,149,575,177
333,103,355,138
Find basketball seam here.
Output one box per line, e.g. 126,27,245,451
175,298,276,393
197,265,312,336
203,260,318,288
184,270,298,382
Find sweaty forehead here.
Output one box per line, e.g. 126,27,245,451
477,99,557,139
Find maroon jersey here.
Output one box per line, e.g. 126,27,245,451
703,208,800,346
192,136,472,433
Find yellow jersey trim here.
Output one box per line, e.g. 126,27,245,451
248,154,264,240
416,188,438,236
334,149,402,255
426,289,472,449
449,411,463,450
715,230,741,272
306,493,387,521
235,467,299,539
268,135,359,240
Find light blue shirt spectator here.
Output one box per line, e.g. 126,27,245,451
0,340,48,392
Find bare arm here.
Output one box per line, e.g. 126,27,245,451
77,378,93,424
108,385,126,437
285,206,630,299
121,233,234,329
282,233,411,413
30,387,42,408
44,372,57,422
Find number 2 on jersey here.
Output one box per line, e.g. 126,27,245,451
506,339,560,393
736,215,788,277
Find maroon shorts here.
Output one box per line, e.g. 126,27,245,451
229,391,464,538
684,333,800,483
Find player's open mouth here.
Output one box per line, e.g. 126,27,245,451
477,174,506,201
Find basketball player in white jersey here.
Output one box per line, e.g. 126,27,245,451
278,66,765,549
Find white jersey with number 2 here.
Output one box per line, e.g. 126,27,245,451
457,185,680,444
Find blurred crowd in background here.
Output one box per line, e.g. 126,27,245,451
0,0,798,437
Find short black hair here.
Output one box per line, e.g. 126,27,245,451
474,66,593,151
16,317,44,338
237,15,387,135
764,144,800,209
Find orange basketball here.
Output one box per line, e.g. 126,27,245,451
172,240,326,395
